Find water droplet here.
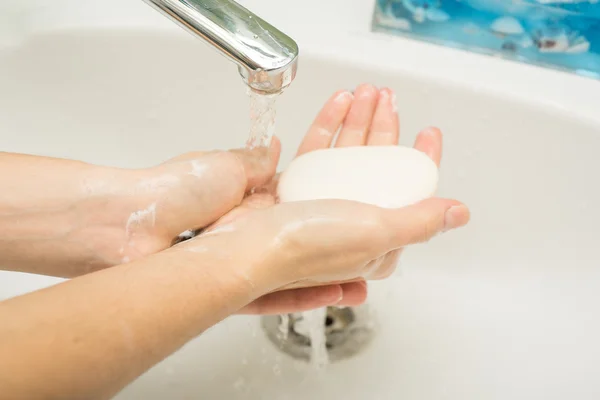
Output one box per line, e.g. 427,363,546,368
253,34,259,39
249,15,252,19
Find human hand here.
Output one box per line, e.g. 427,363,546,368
182,84,469,314
173,187,468,314
285,83,446,283
62,143,280,277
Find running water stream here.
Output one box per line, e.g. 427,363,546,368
246,89,278,148
246,89,330,368
297,308,330,368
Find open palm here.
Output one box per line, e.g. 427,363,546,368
206,84,444,315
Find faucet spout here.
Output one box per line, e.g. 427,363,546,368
142,0,299,94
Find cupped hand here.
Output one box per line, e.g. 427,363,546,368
185,84,470,314
174,185,468,314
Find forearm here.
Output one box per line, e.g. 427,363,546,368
0,152,134,276
0,245,266,400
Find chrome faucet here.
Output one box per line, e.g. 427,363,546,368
142,0,299,94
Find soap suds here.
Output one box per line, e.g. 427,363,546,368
178,229,196,239
380,89,398,113
333,91,354,104
125,203,157,238
189,160,208,178
390,92,398,113
316,127,334,137
421,127,439,137
237,270,256,290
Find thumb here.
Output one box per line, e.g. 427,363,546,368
155,139,280,237
229,136,281,190
382,198,470,249
163,136,281,192
204,192,276,233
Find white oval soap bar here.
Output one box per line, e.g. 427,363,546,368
277,146,438,208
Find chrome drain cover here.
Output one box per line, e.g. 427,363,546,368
261,305,376,363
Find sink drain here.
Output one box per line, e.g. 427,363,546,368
261,305,376,363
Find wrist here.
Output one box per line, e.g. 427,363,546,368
68,167,157,269
170,232,285,300
0,162,140,276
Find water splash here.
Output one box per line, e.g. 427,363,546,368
295,308,329,368
306,308,329,368
278,314,289,340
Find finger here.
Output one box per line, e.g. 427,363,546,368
382,198,470,248
229,136,281,189
337,281,368,306
296,90,354,156
369,250,403,280
158,140,279,237
240,192,277,209
163,137,280,193
163,133,281,178
279,276,366,290
413,127,443,167
238,285,344,315
367,88,400,146
257,172,280,198
336,84,379,147
204,192,276,232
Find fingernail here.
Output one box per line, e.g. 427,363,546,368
443,205,469,231
380,89,398,113
331,286,344,304
335,91,354,102
422,127,441,138
358,85,378,98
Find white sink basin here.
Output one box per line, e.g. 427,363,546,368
1,0,600,399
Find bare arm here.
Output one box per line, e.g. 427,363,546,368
0,147,279,277
0,150,374,318
0,194,468,400
0,152,136,276
0,242,268,400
